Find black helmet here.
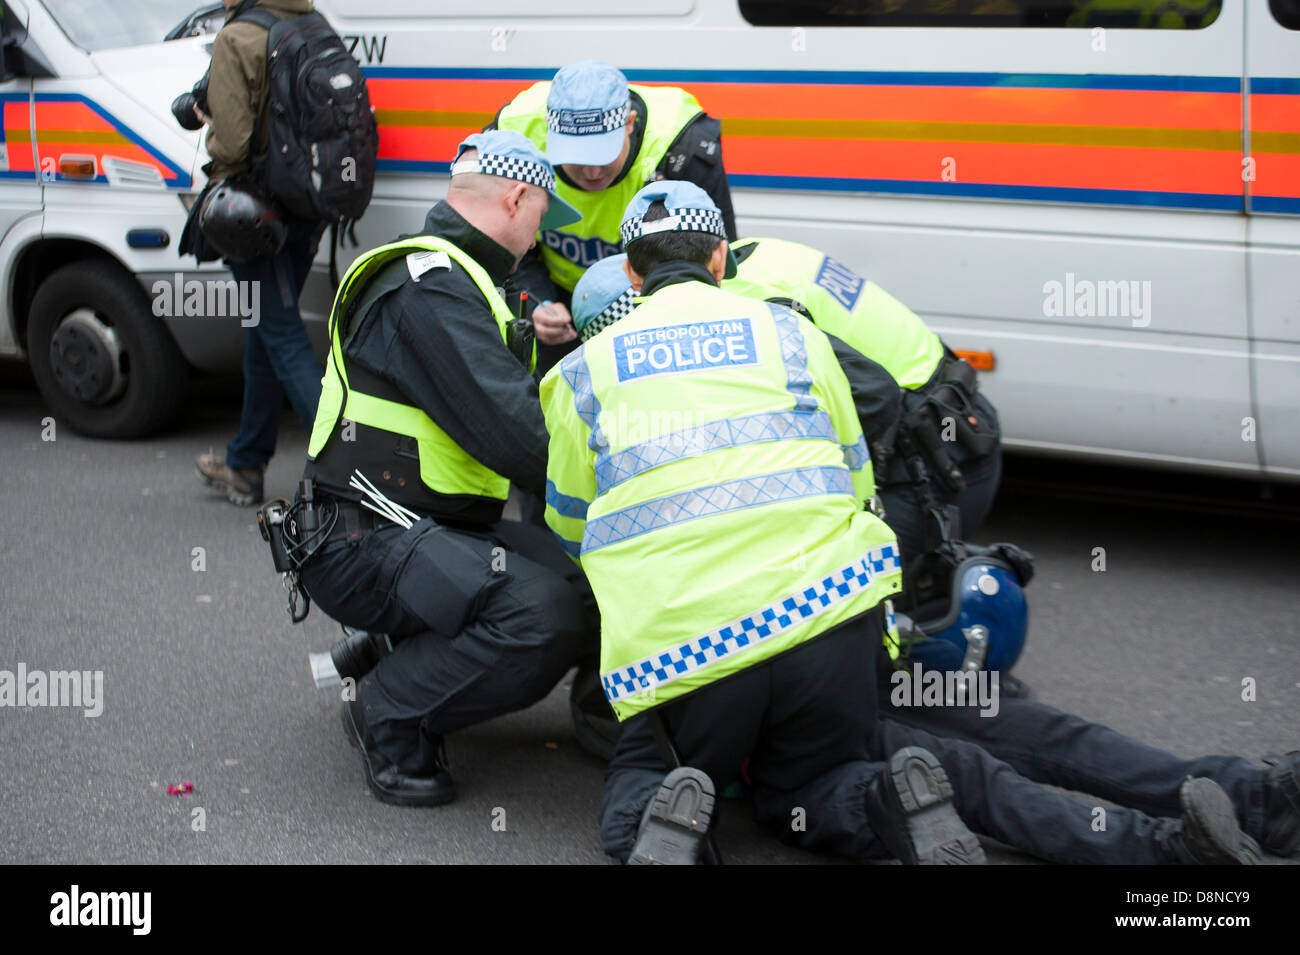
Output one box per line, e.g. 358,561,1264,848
198,180,287,263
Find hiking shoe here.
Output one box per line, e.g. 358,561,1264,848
1262,751,1300,857
628,767,716,865
1160,777,1262,865
195,450,263,506
865,746,985,864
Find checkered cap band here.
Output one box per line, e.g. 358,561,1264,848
620,208,727,247
547,102,630,136
455,154,556,193
578,288,637,342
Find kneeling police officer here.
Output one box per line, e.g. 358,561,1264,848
295,131,597,806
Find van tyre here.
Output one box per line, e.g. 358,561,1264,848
27,260,188,438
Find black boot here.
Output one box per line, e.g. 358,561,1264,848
340,698,456,807
1158,777,1261,864
628,767,716,865
865,746,985,864
1261,751,1300,857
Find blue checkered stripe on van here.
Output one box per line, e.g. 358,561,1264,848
601,542,901,704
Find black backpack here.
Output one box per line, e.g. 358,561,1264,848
236,4,378,224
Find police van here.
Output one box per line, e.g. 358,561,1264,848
3,0,1297,484
0,1,238,437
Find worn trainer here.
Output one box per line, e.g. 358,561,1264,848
628,767,716,865
1261,751,1300,857
866,746,985,864
195,451,264,506
1159,777,1262,865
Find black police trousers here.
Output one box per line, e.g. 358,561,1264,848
875,649,1268,861
878,391,1003,566
602,611,901,862
300,517,595,774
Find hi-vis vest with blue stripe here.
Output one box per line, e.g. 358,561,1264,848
308,236,532,504
496,83,703,292
539,280,902,721
725,238,945,391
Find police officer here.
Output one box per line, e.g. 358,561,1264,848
563,250,1273,866
723,237,1002,568
541,181,984,864
295,130,596,806
491,59,734,361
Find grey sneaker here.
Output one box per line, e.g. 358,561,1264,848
195,451,264,506
865,746,985,864
1160,777,1262,865
1262,751,1300,857
628,767,716,865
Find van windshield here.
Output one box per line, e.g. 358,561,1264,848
42,0,221,51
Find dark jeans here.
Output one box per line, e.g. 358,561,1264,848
879,391,1002,565
225,222,324,470
601,612,892,862
876,648,1268,848
300,517,596,773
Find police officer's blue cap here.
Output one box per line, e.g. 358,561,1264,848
572,254,636,342
620,181,737,279
545,60,631,168
453,130,581,230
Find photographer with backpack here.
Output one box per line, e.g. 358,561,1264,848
187,0,377,507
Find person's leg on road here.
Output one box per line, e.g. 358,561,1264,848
877,648,1268,844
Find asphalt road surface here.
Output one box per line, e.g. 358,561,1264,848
2,370,1297,865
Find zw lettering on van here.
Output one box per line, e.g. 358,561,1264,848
613,318,759,382
814,256,865,311
343,34,388,64
541,230,621,268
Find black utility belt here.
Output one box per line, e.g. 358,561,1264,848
324,499,405,545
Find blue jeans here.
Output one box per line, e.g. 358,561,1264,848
225,223,323,470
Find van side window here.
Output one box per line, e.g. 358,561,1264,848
738,1,1222,29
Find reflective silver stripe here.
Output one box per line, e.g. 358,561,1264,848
602,542,902,703
546,479,589,519
769,302,818,413
561,347,608,453
582,465,854,554
841,434,870,472
593,409,838,495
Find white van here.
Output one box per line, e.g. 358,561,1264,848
0,1,241,436
4,0,1298,483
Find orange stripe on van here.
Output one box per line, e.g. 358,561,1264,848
724,138,1239,195
647,81,1241,131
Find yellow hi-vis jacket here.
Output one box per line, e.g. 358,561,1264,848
724,238,946,391
496,83,704,291
539,279,902,720
307,236,533,508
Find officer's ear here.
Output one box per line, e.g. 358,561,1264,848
707,240,729,283
502,181,530,218
625,110,638,137
623,256,645,293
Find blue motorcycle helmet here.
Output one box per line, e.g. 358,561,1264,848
895,542,1034,675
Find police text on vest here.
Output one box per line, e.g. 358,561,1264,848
614,318,758,382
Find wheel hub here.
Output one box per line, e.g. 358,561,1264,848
48,308,126,405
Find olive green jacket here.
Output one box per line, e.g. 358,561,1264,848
203,0,314,183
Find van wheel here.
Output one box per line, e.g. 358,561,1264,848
27,261,188,438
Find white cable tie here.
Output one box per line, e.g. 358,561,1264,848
359,498,412,529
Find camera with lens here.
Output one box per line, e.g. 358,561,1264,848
171,70,211,131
